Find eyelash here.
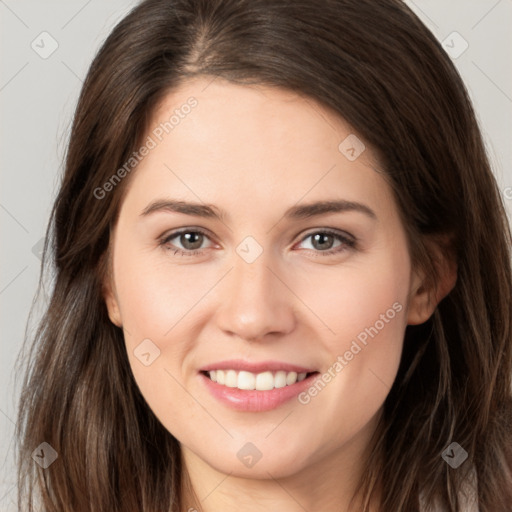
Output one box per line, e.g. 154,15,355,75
159,228,356,257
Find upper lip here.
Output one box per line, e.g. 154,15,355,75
199,359,316,374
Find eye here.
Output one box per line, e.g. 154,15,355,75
295,229,356,256
159,228,214,256
159,228,356,257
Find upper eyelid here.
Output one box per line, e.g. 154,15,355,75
161,227,215,244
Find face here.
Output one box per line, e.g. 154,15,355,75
104,76,432,481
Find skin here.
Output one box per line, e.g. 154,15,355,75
104,76,456,511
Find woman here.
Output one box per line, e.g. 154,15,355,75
16,0,512,510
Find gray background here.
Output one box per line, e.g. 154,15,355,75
1,1,511,509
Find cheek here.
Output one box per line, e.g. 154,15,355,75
113,246,208,340
292,244,410,425
111,249,204,408
293,243,410,357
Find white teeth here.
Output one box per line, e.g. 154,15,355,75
206,369,311,390
225,370,238,387
286,371,298,386
238,371,256,390
274,371,287,388
255,371,274,391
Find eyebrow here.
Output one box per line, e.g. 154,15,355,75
140,199,377,221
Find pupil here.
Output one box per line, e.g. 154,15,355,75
182,232,202,250
313,233,333,250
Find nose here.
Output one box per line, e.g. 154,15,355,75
214,248,296,342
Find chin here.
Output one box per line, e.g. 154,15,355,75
193,437,314,480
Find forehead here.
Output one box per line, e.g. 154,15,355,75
150,76,363,162
119,76,395,224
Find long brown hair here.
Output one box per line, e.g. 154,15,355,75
16,0,512,510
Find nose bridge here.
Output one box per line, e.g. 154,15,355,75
215,242,295,341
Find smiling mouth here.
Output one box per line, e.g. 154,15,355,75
201,369,319,391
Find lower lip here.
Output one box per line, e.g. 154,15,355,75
199,372,319,412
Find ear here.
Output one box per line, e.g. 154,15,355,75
406,236,457,325
104,279,123,327
101,252,123,328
